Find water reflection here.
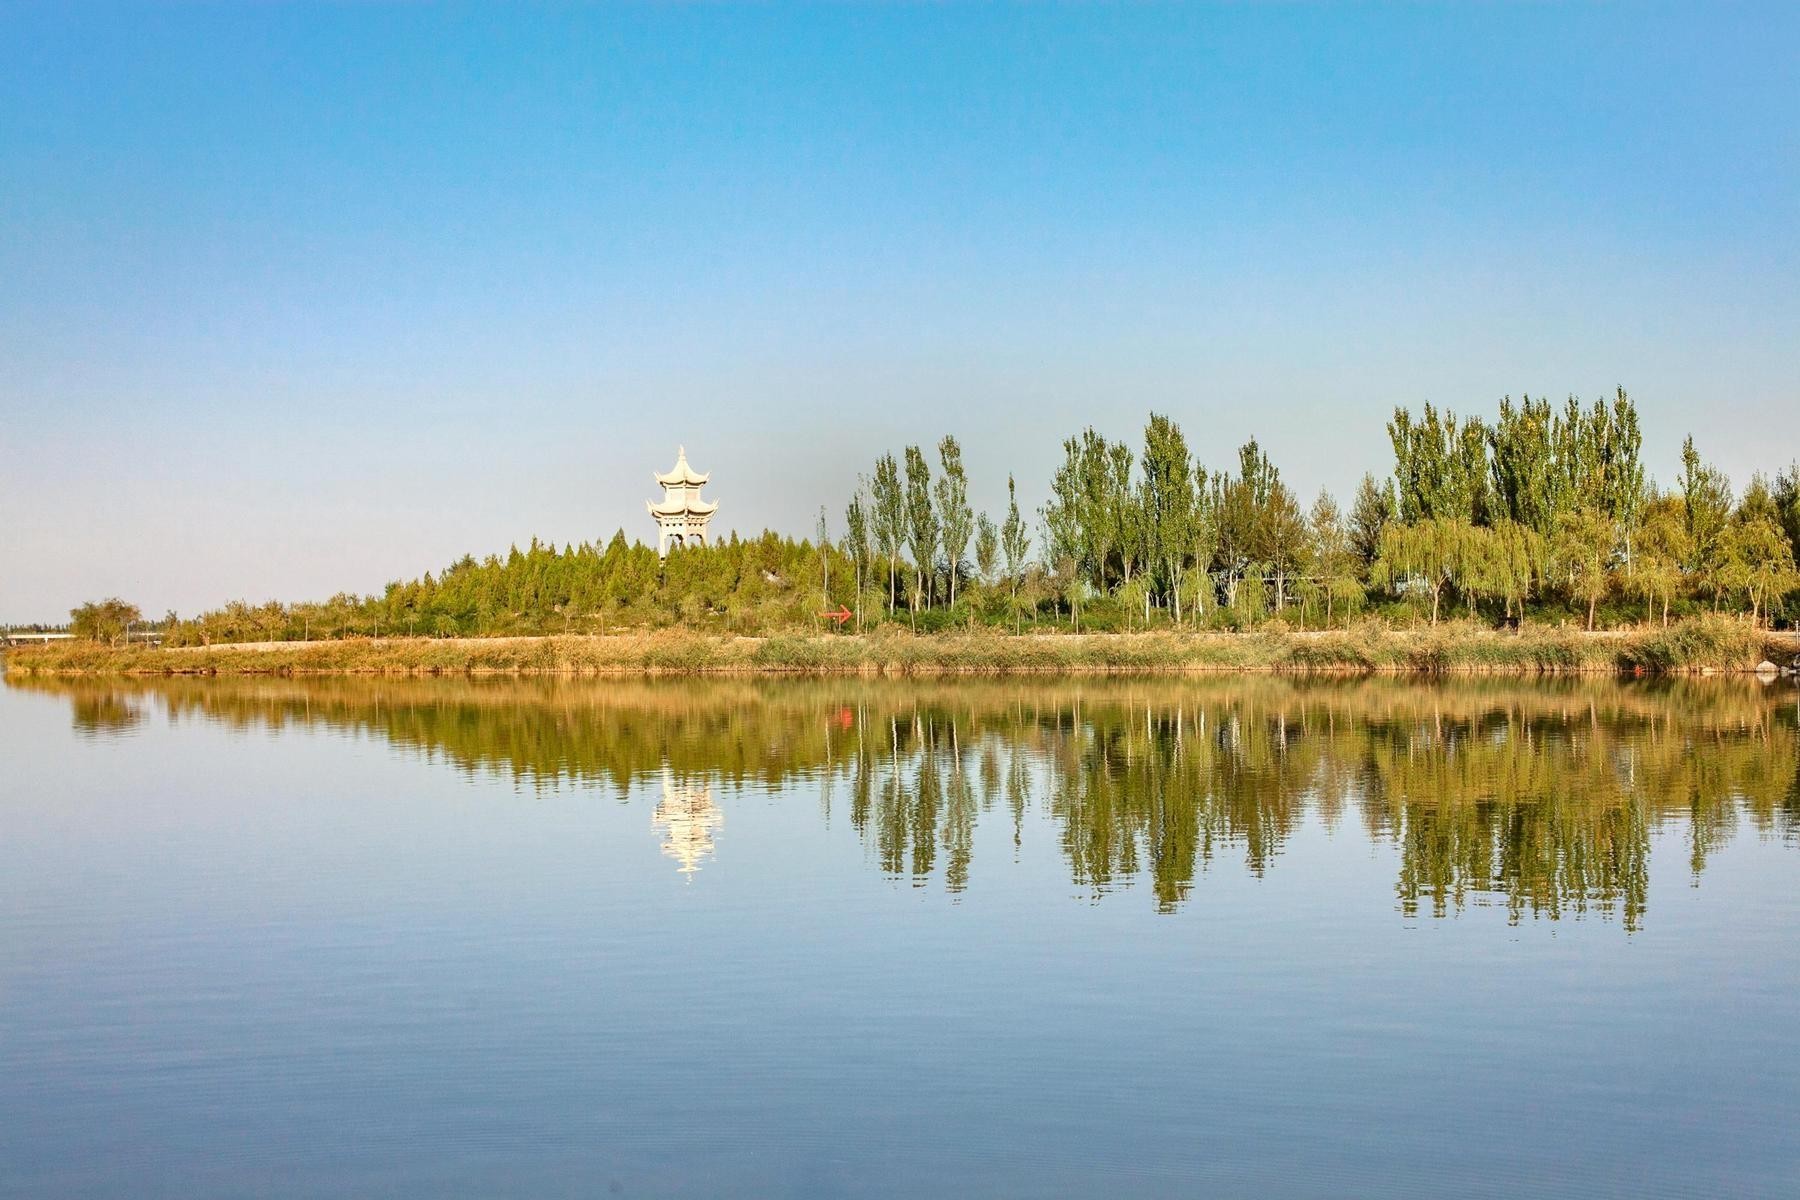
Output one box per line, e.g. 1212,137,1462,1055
15,675,1798,927
655,770,722,877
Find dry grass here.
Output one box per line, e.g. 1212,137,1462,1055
6,618,1792,678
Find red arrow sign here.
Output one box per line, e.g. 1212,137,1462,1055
818,605,852,625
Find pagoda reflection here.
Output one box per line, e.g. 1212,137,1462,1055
653,770,721,878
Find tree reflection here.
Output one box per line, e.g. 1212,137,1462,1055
19,674,1798,927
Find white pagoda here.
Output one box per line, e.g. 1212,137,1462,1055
646,446,718,558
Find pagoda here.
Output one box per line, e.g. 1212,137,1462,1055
646,446,718,557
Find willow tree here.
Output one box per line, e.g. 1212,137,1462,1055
1373,518,1475,625
1630,497,1690,625
1554,507,1616,630
1485,519,1544,626
1720,514,1797,627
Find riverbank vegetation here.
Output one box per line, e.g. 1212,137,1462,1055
45,390,1800,650
6,618,1793,677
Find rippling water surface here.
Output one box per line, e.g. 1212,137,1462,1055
3,675,1798,1198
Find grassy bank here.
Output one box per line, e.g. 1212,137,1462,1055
5,619,1794,678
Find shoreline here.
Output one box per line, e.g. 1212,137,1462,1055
6,621,1795,679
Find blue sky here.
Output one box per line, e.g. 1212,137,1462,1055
2,4,1796,620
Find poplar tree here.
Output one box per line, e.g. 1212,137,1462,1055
870,453,905,615
843,487,871,631
1489,395,1558,535
1349,474,1394,572
1042,438,1085,574
1255,479,1310,614
1001,475,1030,631
1074,430,1116,590
1138,413,1195,621
816,507,831,608
934,435,974,610
1188,464,1218,623
1106,439,1139,588
903,445,938,616
974,514,999,585
1309,490,1361,626
1679,435,1733,577
1773,464,1800,566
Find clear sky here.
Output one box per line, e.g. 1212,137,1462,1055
2,4,1796,622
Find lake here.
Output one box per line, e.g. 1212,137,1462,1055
2,674,1797,1198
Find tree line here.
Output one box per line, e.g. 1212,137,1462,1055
78,389,1800,645
839,390,1799,633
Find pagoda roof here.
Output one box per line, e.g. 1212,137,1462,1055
654,446,710,487
647,497,719,517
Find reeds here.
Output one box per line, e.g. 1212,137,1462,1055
5,617,1789,678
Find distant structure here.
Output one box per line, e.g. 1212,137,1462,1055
647,446,718,558
653,770,721,878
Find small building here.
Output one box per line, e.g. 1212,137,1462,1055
647,446,718,557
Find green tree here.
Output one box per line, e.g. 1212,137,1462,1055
1138,413,1196,621
816,507,831,609
903,445,938,616
1213,441,1280,611
1255,479,1310,615
69,598,142,646
1772,463,1800,566
974,514,999,586
1484,519,1544,626
1107,439,1141,590
844,486,872,631
1308,490,1361,627
1001,475,1030,631
1389,404,1487,523
1720,511,1798,627
934,435,974,610
1488,395,1559,535
1187,463,1219,624
871,453,905,615
1630,495,1690,625
1679,435,1733,577
1553,508,1615,631
1041,439,1085,577
1373,518,1472,626
1348,473,1394,573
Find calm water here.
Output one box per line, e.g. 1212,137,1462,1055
2,674,1798,1198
